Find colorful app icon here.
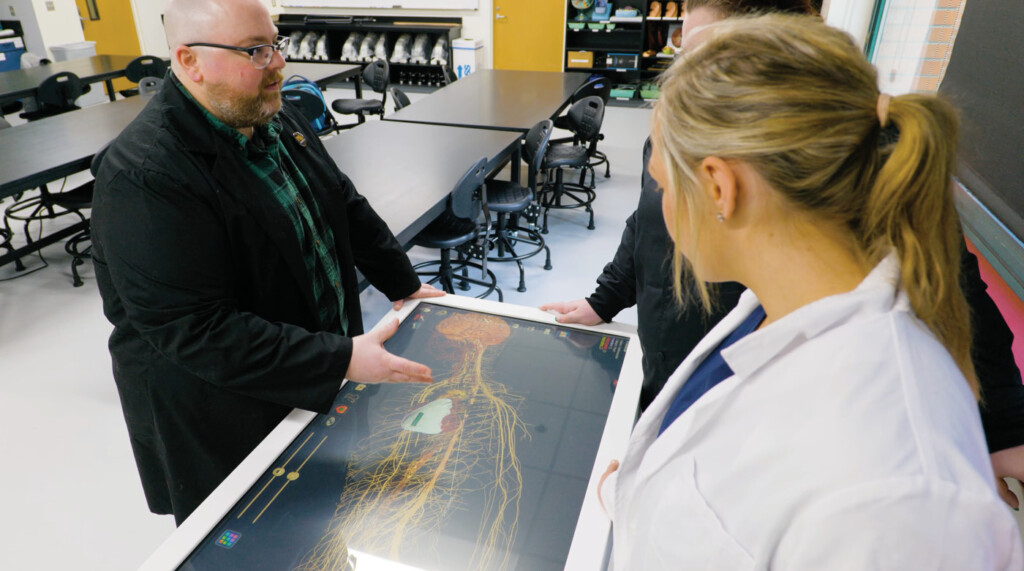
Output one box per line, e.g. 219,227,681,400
335,405,348,414
216,530,241,549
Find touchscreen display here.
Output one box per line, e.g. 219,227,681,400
180,302,629,571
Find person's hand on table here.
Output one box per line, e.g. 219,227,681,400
347,319,433,384
991,444,1024,509
540,299,604,326
392,283,445,311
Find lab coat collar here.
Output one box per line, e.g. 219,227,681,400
723,253,904,380
623,254,905,481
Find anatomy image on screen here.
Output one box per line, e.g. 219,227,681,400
179,301,630,571
299,312,528,570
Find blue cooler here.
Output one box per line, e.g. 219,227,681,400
0,37,26,71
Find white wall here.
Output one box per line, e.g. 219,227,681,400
824,0,876,49
0,0,85,59
130,0,170,57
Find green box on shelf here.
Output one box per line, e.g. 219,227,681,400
640,84,660,99
610,84,637,99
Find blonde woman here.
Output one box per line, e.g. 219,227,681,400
599,15,1022,569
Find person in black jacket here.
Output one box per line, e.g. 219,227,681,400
544,0,1024,507
91,0,442,524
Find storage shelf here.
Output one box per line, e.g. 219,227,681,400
564,1,682,77
278,14,461,85
566,66,639,72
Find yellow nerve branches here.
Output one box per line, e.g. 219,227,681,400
298,312,529,571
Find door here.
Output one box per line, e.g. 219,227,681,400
493,0,565,71
74,0,142,92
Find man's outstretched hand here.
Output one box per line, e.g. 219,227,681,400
347,319,433,384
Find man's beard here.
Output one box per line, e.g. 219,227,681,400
208,72,284,129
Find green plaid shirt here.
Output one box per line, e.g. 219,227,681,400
177,81,348,334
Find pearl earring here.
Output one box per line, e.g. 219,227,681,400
716,213,725,223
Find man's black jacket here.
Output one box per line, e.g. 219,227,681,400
91,77,420,523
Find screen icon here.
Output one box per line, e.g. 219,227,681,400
216,530,241,549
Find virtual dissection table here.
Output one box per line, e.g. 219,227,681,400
142,296,643,571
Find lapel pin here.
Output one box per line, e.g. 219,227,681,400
293,132,307,148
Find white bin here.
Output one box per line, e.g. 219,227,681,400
48,41,106,106
49,40,97,61
452,38,484,79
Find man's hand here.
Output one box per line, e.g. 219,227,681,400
991,444,1024,509
540,299,604,326
393,283,445,311
347,319,433,384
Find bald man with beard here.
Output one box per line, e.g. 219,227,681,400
91,0,442,524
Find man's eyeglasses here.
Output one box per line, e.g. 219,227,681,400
185,36,290,69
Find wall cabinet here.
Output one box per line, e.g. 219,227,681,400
277,14,462,87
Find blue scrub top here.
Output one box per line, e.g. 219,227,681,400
659,305,766,435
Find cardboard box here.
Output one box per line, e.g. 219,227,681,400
567,50,594,69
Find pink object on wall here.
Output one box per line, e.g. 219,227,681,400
966,238,1024,376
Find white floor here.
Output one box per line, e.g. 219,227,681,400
0,89,647,570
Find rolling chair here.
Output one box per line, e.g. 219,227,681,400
3,169,96,287
118,55,169,98
481,120,554,292
389,86,411,111
538,96,605,233
552,77,612,179
411,157,502,301
19,72,89,121
2,57,50,118
331,59,389,129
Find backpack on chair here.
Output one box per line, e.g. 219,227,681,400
281,75,333,135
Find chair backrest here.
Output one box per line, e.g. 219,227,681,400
362,59,390,94
37,72,85,109
572,76,611,105
523,120,554,187
138,76,163,96
389,87,411,111
566,96,605,143
125,55,168,83
450,157,489,221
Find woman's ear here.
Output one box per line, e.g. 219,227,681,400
699,156,738,221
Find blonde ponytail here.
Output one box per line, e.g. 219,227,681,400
864,95,978,395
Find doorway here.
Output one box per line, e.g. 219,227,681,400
493,0,565,71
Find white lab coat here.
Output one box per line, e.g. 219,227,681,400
603,255,1023,570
